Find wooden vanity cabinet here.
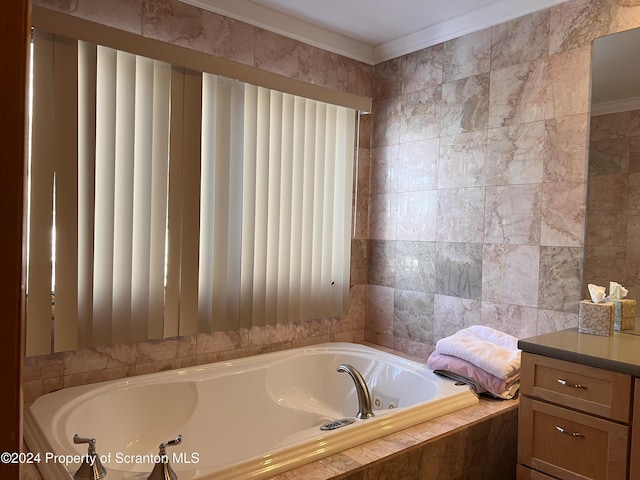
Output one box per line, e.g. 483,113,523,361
630,379,640,479
517,352,633,480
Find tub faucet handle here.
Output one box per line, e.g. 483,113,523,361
72,434,107,480
146,435,183,480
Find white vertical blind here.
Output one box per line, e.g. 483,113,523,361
26,31,356,354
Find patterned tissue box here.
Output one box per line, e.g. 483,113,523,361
609,299,636,331
578,300,614,336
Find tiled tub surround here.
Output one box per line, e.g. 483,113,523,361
22,344,517,480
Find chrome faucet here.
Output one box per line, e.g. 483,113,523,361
147,435,182,480
337,364,374,419
73,435,107,480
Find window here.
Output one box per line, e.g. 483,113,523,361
26,30,356,355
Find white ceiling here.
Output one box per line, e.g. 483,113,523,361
180,0,570,64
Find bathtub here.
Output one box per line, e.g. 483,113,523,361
25,342,478,480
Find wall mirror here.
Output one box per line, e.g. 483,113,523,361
584,26,640,333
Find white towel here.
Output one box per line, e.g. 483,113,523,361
435,325,520,380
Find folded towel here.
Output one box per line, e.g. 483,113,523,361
427,351,520,399
434,325,520,380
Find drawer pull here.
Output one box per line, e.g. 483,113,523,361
555,425,585,438
557,378,587,389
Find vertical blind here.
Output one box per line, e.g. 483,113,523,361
26,31,356,356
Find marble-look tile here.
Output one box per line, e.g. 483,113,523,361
136,335,196,363
63,343,136,375
628,171,640,209
630,135,640,172
401,44,443,94
72,0,143,34
585,211,627,247
392,336,433,359
590,111,636,141
202,10,254,66
371,98,401,148
365,285,394,347
484,184,542,245
397,190,437,241
393,289,434,344
538,246,583,313
488,60,547,128
397,139,439,192
436,187,485,243
590,137,631,175
24,353,64,382
443,29,491,83
355,146,371,196
440,74,489,135
400,87,441,143
134,355,196,375
486,121,545,186
541,181,586,247
482,244,540,307
142,0,203,50
546,46,591,119
249,323,292,347
545,114,589,184
64,366,134,387
587,174,628,211
582,245,627,291
537,308,578,334
480,302,538,338
435,242,483,300
196,329,249,355
433,294,482,341
437,131,486,189
491,10,550,70
368,192,397,240
549,0,612,55
366,240,396,287
23,376,64,405
370,145,399,194
395,240,436,293
350,239,368,285
353,191,369,239
254,28,302,79
373,58,401,101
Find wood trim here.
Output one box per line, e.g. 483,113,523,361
31,6,372,113
630,379,640,479
0,0,30,477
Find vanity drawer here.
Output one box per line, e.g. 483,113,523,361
520,352,632,422
518,397,628,480
517,464,558,480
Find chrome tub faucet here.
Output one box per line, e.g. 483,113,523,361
337,364,374,419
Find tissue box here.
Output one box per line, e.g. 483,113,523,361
609,299,636,331
578,300,614,336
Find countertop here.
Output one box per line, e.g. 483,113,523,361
518,327,640,377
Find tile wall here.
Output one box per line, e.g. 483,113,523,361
584,109,640,302
362,0,640,356
24,0,640,401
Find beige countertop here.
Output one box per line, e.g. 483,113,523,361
518,327,640,377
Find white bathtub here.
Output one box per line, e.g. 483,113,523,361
25,342,478,480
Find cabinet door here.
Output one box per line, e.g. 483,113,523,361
520,352,632,422
518,397,628,480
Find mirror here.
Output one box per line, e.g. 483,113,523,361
584,27,640,333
